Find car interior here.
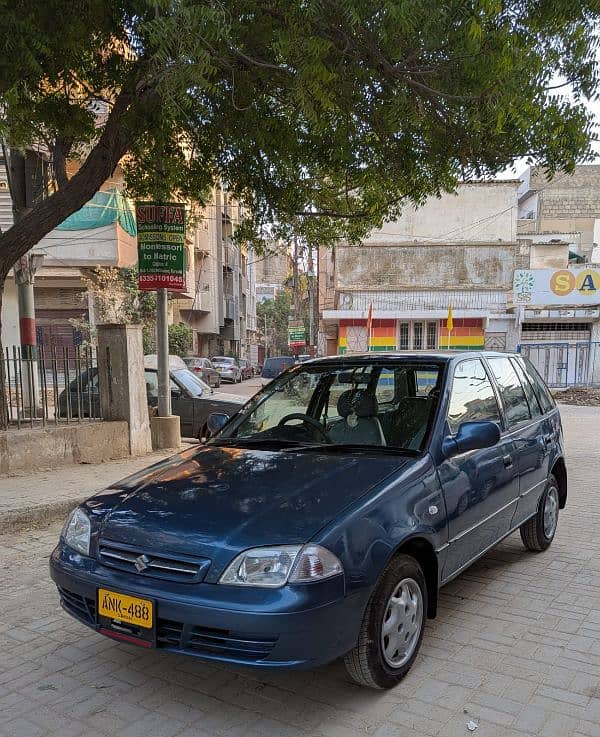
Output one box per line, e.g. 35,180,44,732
229,363,443,451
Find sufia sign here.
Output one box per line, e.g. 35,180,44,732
136,202,186,291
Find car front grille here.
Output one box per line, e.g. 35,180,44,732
98,540,210,583
57,586,96,626
156,618,278,662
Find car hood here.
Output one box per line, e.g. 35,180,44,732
93,445,413,581
207,391,246,404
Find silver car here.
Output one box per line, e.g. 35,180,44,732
211,356,242,383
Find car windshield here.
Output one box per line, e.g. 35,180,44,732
210,360,442,452
172,369,212,397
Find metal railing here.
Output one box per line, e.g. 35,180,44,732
2,344,104,429
519,341,600,388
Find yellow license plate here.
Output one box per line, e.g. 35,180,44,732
98,588,153,629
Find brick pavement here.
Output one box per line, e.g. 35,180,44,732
1,403,599,737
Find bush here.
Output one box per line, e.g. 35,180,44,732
169,323,193,357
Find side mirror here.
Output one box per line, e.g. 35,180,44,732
207,412,230,436
442,421,500,459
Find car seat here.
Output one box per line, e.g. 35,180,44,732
328,389,386,446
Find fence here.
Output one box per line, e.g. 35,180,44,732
519,342,600,388
2,344,104,429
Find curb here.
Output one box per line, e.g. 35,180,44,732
1,496,87,535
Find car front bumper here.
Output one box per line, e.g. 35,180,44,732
49,543,369,669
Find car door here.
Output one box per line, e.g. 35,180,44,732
439,358,520,580
170,375,195,437
507,356,553,525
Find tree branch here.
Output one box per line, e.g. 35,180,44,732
0,91,134,279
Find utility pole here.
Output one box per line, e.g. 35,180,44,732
307,242,315,354
156,288,171,417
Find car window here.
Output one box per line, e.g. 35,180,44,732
415,369,438,396
145,370,180,399
447,359,502,435
172,369,209,397
510,357,542,418
520,357,555,414
487,356,531,427
375,369,395,403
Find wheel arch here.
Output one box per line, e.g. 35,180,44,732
551,457,567,509
389,536,439,619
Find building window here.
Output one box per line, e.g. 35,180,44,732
398,322,410,350
413,322,423,350
397,321,438,351
426,322,437,350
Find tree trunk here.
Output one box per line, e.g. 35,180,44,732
0,92,133,276
0,93,134,429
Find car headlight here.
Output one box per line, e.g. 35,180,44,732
219,544,343,587
62,508,91,556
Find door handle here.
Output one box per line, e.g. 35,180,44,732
543,434,553,446
503,454,513,469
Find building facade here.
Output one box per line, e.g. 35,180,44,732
254,243,290,303
319,181,524,356
173,187,258,360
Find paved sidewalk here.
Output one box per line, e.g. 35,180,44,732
0,403,599,737
0,449,181,533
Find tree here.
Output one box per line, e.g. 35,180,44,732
1,0,599,425
257,292,293,356
168,323,193,357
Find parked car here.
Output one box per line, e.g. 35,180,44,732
260,355,295,385
211,356,242,383
183,357,221,388
143,355,245,439
238,358,253,381
58,356,245,439
51,352,566,689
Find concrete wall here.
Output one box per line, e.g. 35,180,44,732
365,181,519,245
335,243,519,291
0,421,130,474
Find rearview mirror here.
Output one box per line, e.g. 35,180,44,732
207,412,230,436
442,421,500,459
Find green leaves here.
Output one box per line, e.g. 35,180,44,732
1,0,599,252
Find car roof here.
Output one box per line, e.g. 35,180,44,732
299,351,520,365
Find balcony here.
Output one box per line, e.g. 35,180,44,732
224,297,238,320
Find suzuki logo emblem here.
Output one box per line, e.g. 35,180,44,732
134,554,151,572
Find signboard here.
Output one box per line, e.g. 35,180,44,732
288,322,306,349
513,267,600,307
136,202,186,291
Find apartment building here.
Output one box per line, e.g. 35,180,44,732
173,187,258,360
319,180,524,356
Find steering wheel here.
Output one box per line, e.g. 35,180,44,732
277,413,331,442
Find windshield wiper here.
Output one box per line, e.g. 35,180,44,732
207,438,309,449
286,443,420,456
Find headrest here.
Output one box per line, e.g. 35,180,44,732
337,389,378,418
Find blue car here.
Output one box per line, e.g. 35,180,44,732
50,352,566,689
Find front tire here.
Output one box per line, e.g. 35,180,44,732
520,474,559,552
344,554,427,689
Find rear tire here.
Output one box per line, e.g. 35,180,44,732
344,554,427,689
520,474,559,552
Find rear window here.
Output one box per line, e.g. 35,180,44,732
262,357,294,378
212,357,234,365
487,356,531,427
520,356,555,414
